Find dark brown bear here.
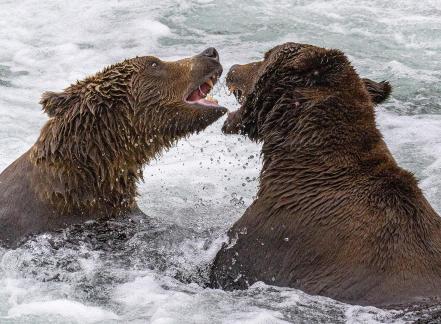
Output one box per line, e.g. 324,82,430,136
210,42,441,308
0,48,227,247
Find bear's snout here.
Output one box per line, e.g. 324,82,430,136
201,47,219,61
196,47,220,62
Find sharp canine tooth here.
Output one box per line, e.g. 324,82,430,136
206,94,218,104
207,79,214,88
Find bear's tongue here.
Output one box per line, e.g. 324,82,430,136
186,82,219,106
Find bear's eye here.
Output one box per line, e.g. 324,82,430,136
146,59,165,76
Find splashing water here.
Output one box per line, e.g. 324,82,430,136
1,0,441,323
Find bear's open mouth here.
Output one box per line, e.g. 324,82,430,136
228,85,244,104
185,75,221,107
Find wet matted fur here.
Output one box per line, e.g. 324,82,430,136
210,42,441,308
0,48,227,247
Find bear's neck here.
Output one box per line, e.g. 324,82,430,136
29,118,174,217
259,97,395,192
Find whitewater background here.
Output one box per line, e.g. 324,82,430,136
0,0,440,323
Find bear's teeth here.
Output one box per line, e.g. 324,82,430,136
198,86,207,97
206,79,214,89
206,94,218,103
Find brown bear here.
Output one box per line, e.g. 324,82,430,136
0,47,227,248
210,42,441,308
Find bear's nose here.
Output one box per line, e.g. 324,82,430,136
201,47,219,61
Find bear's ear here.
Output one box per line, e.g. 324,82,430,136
362,78,392,105
40,91,68,117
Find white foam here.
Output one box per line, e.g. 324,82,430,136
7,299,119,323
1,0,441,323
378,110,441,212
345,305,404,324
385,60,439,82
113,275,169,310
223,311,290,324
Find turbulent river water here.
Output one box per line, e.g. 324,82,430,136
1,0,441,323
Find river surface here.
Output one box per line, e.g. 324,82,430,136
1,0,441,323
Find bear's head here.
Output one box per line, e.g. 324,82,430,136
40,47,226,142
30,48,227,213
223,43,391,137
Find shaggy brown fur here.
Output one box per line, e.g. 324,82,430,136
210,43,441,308
0,48,227,247
223,64,391,134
